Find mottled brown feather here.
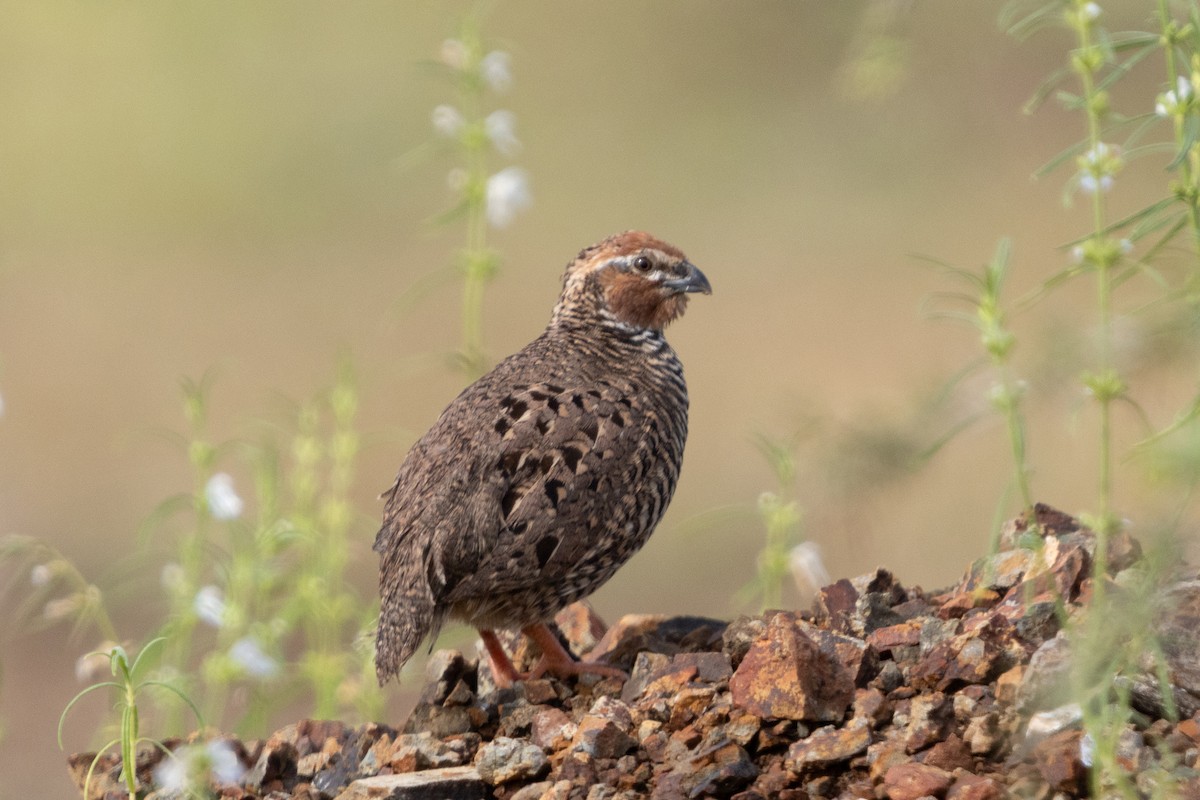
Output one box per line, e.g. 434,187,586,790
374,231,709,683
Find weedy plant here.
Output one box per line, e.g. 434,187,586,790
1,365,384,794
58,638,202,799
423,9,531,377
919,0,1200,795
740,435,809,612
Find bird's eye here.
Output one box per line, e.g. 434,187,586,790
633,256,653,272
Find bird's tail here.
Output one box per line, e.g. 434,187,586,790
375,577,436,685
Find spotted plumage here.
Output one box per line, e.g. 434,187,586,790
374,231,711,685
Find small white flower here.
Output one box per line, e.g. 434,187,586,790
1077,173,1112,194
194,585,226,628
1119,238,1132,254
206,740,246,785
440,38,469,71
485,110,521,156
1083,142,1111,163
30,564,52,587
480,50,512,92
431,104,465,137
1156,75,1192,117
154,740,245,793
485,167,532,228
154,749,190,793
230,636,280,679
1070,244,1086,264
788,541,831,597
205,473,243,521
1082,2,1101,20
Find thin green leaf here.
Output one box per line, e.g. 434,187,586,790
128,636,168,676
1003,0,1068,41
1023,65,1073,115
1141,215,1191,263
142,680,205,727
1168,113,1200,171
58,682,123,749
83,738,121,800
1093,40,1158,92
1061,196,1178,247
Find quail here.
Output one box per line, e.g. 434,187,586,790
374,231,711,686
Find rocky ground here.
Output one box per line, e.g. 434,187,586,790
70,505,1200,799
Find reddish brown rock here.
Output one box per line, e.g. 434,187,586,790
905,692,953,753
867,621,923,652
1032,728,1087,794
924,735,973,773
946,770,1004,800
530,707,576,751
729,612,854,723
785,720,871,772
883,762,953,800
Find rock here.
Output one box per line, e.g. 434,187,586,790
785,719,871,772
924,735,973,773
530,707,577,751
883,762,953,800
555,601,609,656
385,732,465,772
905,692,953,752
1032,728,1087,794
946,770,1003,800
474,736,549,785
729,612,854,722
333,767,485,800
508,781,554,800
571,715,637,760
418,650,470,706
962,712,1003,756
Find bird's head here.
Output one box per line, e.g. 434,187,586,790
553,231,712,332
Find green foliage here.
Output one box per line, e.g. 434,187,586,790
740,435,809,612
58,638,201,799
144,363,383,734
425,9,530,378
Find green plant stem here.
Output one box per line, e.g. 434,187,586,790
1158,0,1200,247
1076,9,1115,590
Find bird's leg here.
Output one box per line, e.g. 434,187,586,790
522,623,627,682
478,628,523,689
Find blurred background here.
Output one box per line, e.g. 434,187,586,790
3,1,1199,795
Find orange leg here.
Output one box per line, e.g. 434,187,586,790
478,624,626,688
479,628,523,689
522,623,627,682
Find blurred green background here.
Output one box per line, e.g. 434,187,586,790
3,1,1197,795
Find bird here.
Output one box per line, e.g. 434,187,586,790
374,231,711,687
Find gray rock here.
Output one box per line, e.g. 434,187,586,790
333,767,485,800
474,736,549,785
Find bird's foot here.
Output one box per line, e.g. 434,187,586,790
478,624,627,689
522,623,627,683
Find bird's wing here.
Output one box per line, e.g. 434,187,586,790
437,377,643,603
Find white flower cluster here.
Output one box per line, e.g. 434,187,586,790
1076,142,1122,195
154,739,245,794
1156,75,1193,118
205,473,243,520
432,38,531,229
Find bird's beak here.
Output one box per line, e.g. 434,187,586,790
663,262,712,295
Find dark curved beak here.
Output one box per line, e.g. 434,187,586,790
663,262,712,295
